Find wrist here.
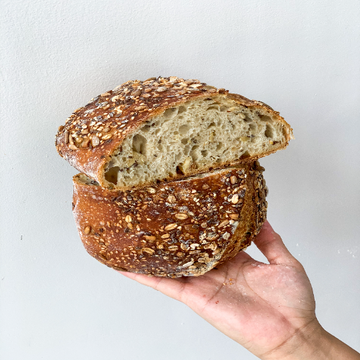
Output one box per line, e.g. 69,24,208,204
261,319,360,360
261,319,330,360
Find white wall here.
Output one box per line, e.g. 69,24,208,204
1,1,359,359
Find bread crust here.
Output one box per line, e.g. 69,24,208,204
56,76,292,190
72,163,267,277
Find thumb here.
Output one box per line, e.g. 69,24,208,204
253,221,299,267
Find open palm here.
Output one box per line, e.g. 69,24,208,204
120,221,319,359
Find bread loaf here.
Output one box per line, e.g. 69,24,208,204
72,163,267,277
56,76,292,190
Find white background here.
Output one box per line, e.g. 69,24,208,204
1,0,359,359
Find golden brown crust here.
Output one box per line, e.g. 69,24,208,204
72,163,267,277
56,76,292,189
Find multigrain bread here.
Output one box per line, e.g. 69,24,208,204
56,76,292,277
72,163,267,277
56,76,293,190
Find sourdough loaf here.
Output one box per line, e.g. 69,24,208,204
56,76,292,190
72,163,267,277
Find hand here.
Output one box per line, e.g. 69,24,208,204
120,221,360,360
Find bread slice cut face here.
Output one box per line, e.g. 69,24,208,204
104,94,290,188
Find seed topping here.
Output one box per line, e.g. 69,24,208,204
175,213,188,220
165,223,177,231
231,194,239,204
56,76,229,153
91,136,100,147
167,195,176,203
144,235,156,241
143,248,155,255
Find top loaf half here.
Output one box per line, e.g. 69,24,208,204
56,76,293,190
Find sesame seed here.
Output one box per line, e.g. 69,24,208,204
125,215,132,223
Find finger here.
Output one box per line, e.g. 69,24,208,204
118,271,187,301
253,221,298,266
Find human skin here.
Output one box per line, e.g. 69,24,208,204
120,221,360,360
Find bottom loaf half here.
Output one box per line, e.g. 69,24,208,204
72,162,268,277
